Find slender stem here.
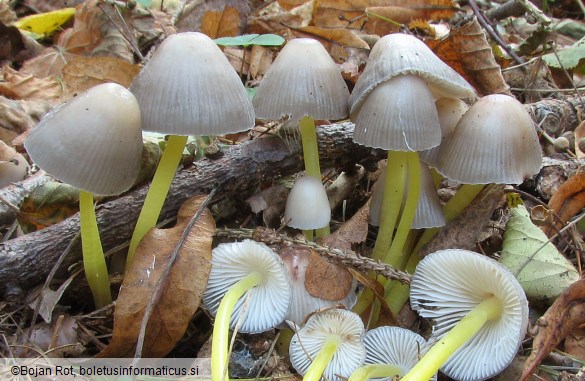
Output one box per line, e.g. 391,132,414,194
401,296,503,381
79,190,111,308
211,272,263,381
299,116,330,238
371,151,406,261
348,364,404,381
127,134,189,269
303,229,314,241
303,335,341,381
383,151,420,269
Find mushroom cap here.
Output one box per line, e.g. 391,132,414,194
420,97,469,167
434,94,542,184
289,308,366,381
0,141,28,188
369,162,445,229
350,33,475,116
130,32,254,135
410,249,529,381
352,75,441,151
202,240,291,333
24,83,142,196
253,38,350,121
364,326,437,380
279,246,357,324
284,176,331,230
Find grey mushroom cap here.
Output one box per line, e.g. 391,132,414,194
202,240,292,333
253,38,350,121
130,32,254,135
434,94,543,184
410,249,529,381
284,176,331,230
352,74,441,151
24,83,142,196
350,33,475,117
289,308,366,381
364,326,437,381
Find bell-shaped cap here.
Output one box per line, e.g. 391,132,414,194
284,176,331,230
253,38,350,121
350,33,475,116
420,97,469,167
435,94,542,184
24,83,142,196
279,246,357,324
369,162,445,229
364,326,437,380
130,32,254,135
0,141,28,188
202,240,291,333
410,249,529,381
353,75,441,151
289,308,366,381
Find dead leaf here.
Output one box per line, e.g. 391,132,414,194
564,327,585,363
521,279,585,381
20,46,73,79
176,0,249,37
97,195,215,358
348,268,398,326
12,315,85,358
27,278,74,324
0,97,50,142
543,173,585,237
321,199,369,251
574,120,585,159
305,249,353,300
0,66,63,103
293,26,370,50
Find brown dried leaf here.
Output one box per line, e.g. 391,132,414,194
20,47,73,79
321,200,369,251
293,26,370,50
176,0,249,37
0,66,63,103
521,279,585,381
278,0,310,11
12,315,85,358
27,278,74,324
305,249,353,300
575,120,585,159
97,195,215,358
543,172,585,237
0,97,50,141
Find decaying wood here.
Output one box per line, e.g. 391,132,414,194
0,122,371,300
527,95,585,136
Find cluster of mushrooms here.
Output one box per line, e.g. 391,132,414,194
22,31,542,381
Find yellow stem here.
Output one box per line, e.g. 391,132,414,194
348,364,404,381
401,296,503,381
303,336,341,381
127,134,189,269
211,272,263,381
79,190,111,308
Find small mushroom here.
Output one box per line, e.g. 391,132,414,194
402,249,529,381
289,308,366,381
0,141,28,188
127,32,255,267
24,82,142,307
348,326,436,381
283,175,331,239
202,240,291,381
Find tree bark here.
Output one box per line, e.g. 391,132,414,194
0,122,371,300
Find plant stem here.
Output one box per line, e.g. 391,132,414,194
79,190,111,308
401,296,503,381
371,151,406,261
348,364,404,381
303,335,341,381
127,134,189,269
211,271,263,381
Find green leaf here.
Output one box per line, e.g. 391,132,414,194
136,0,153,6
542,36,585,73
214,34,285,47
500,202,579,304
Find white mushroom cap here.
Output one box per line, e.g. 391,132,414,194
24,83,142,196
435,94,542,184
279,246,357,324
350,33,475,116
253,38,350,121
364,326,437,380
352,75,441,151
202,240,291,333
130,32,254,135
410,249,529,381
420,97,469,167
0,142,28,188
284,176,331,230
369,162,445,229
290,308,366,381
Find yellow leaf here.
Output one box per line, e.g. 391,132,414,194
14,8,76,37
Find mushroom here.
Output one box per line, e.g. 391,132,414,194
253,38,349,237
283,175,331,240
289,308,366,381
0,141,28,188
348,326,436,381
24,82,142,307
402,249,529,381
202,240,291,381
127,32,254,267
